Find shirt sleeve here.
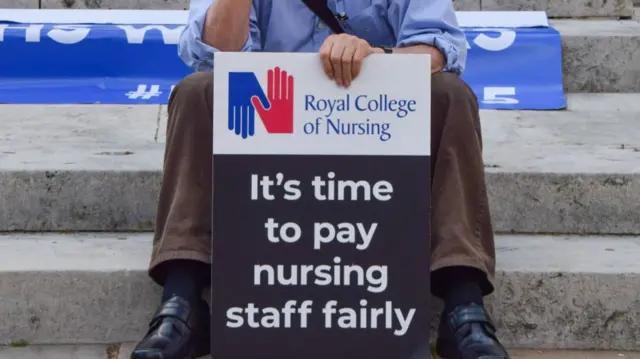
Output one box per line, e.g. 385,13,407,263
178,0,262,72
386,0,467,74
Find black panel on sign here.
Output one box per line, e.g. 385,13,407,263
211,154,431,359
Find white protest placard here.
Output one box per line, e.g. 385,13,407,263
212,52,431,359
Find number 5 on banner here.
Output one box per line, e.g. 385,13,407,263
483,87,519,105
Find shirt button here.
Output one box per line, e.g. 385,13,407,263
316,22,325,30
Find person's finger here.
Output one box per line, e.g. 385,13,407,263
341,44,356,87
319,37,335,80
430,49,446,73
351,44,367,81
330,41,346,87
431,59,445,74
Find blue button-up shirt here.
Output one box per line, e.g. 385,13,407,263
179,0,467,74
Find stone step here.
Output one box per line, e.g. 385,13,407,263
2,94,639,234
554,19,640,93
8,0,633,19
40,0,190,10
0,346,637,359
0,346,638,359
3,1,638,19
1,233,639,350
454,0,636,18
1,0,38,8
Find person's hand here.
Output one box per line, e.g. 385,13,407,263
429,47,446,73
318,34,378,88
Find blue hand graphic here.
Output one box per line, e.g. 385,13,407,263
228,72,270,139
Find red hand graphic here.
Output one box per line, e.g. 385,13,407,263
251,67,294,134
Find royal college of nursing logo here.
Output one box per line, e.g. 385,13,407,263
228,67,295,139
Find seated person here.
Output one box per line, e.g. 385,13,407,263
130,1,510,359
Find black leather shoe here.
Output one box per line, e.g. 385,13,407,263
436,304,510,359
130,295,210,359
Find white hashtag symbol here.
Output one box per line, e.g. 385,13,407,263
126,84,162,100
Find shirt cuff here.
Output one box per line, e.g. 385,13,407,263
397,34,464,74
178,16,253,72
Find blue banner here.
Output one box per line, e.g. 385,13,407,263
0,23,565,109
463,27,565,110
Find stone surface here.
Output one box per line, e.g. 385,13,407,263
482,94,640,234
1,94,639,234
1,233,640,350
38,0,634,17
0,0,39,8
482,0,635,18
0,345,637,359
555,20,640,93
453,0,481,11
508,350,640,358
0,345,115,359
41,0,189,9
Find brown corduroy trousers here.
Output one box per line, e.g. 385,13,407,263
148,71,496,297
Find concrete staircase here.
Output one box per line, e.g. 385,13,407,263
0,346,638,359
6,0,638,18
0,0,639,357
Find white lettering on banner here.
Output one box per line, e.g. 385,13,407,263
0,24,184,45
482,87,519,105
117,25,185,45
125,84,176,101
0,24,89,44
47,25,91,45
126,84,163,100
466,28,516,51
0,24,43,42
0,23,516,51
